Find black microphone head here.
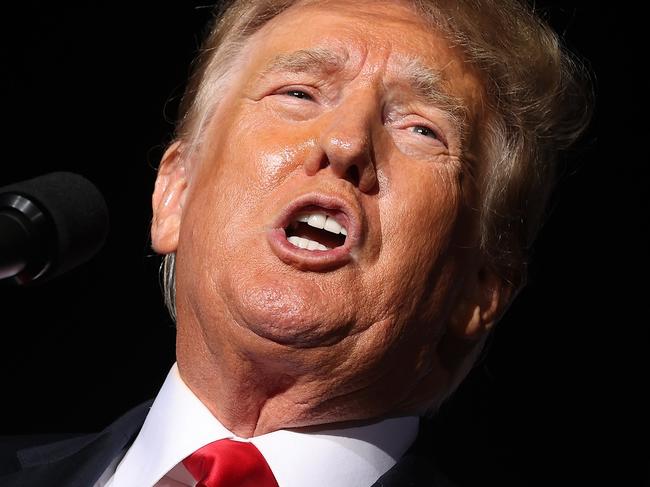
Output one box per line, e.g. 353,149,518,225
0,172,109,284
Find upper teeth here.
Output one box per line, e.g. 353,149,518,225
295,212,347,236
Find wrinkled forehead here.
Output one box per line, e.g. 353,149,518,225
238,0,486,132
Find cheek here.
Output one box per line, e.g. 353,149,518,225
383,163,462,263
185,120,300,231
362,163,463,317
208,100,316,193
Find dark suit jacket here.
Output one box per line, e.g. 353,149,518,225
0,401,455,486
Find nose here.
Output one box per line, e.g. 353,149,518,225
304,93,378,193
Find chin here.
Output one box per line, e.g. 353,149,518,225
230,278,353,349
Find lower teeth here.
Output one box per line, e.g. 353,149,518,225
287,236,329,251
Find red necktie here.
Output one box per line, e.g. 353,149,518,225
182,439,279,487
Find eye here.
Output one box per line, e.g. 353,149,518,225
283,89,312,100
410,125,438,139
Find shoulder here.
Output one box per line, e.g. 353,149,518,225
0,434,92,476
0,434,95,476
0,400,152,487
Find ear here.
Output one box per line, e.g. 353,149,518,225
151,141,188,254
448,262,514,340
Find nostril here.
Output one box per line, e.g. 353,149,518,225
345,165,360,186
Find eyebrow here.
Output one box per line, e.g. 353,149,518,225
259,48,348,78
259,49,468,136
399,57,468,133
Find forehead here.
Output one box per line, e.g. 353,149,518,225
241,0,484,110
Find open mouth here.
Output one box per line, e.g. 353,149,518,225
267,194,360,271
284,210,348,251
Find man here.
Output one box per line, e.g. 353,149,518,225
0,0,591,485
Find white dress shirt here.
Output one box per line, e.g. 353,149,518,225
99,363,419,487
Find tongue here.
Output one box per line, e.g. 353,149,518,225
288,222,345,248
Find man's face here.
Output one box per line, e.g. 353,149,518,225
162,0,487,417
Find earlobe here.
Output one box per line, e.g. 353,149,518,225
151,141,188,254
449,265,513,340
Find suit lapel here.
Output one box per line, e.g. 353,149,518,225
1,400,152,487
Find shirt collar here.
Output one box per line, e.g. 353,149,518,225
109,363,419,487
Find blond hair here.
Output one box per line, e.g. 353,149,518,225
160,0,592,321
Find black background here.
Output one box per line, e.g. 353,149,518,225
0,3,639,486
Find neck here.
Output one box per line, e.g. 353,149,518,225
173,299,437,436
175,316,352,437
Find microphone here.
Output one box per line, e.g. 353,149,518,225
0,172,109,285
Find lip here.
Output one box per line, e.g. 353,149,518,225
267,193,362,271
